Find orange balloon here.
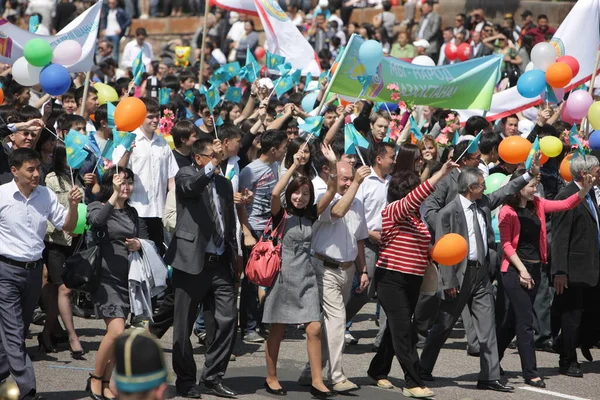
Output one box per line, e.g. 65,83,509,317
546,62,573,89
540,153,549,165
560,153,573,182
114,97,147,132
0,87,4,104
498,136,532,164
431,233,469,266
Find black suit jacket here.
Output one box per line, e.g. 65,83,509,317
165,165,237,276
550,181,600,286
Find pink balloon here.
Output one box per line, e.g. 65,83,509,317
565,90,593,120
561,103,579,124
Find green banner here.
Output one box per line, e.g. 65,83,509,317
329,34,503,110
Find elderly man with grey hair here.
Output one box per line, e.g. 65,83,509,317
551,155,600,378
420,155,540,393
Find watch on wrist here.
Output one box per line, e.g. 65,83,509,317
361,271,368,275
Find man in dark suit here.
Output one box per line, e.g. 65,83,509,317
550,155,600,378
166,136,239,399
420,161,539,392
415,1,442,60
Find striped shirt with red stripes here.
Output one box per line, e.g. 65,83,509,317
376,180,435,276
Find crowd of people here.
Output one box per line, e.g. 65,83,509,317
0,1,598,400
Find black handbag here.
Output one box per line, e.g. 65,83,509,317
62,231,104,294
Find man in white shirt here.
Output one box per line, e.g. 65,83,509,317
0,148,81,399
226,13,248,45
299,162,370,393
345,142,394,348
75,86,99,134
118,98,178,255
121,27,154,70
477,132,501,178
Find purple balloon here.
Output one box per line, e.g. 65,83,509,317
566,90,593,120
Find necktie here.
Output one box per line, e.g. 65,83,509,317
585,194,600,249
207,180,224,248
470,203,485,265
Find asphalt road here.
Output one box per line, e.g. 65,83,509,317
25,301,600,400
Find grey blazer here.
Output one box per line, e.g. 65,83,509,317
416,12,442,55
165,165,238,276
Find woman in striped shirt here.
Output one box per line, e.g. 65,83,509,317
367,159,458,399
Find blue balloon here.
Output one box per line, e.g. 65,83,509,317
359,40,383,76
302,91,319,113
40,63,71,96
589,130,600,150
517,70,547,99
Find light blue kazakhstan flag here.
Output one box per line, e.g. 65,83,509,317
344,124,370,155
65,130,90,169
525,136,540,170
298,116,324,136
224,87,242,103
274,75,294,98
200,85,221,111
132,50,145,86
159,88,171,105
266,51,286,70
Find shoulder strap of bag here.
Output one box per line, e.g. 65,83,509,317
273,210,287,240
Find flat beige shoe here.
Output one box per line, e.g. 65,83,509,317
402,386,435,398
375,378,394,389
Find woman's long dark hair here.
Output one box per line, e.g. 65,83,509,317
285,175,316,220
506,168,535,211
97,166,135,203
284,137,314,178
392,143,421,176
47,142,70,190
388,170,421,203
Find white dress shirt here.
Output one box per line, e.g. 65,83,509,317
312,193,369,262
355,168,390,232
227,21,246,43
127,129,179,218
478,160,490,178
311,175,328,203
204,163,225,255
0,180,67,262
121,40,154,69
105,9,120,36
459,195,488,261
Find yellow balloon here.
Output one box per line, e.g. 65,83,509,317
539,136,563,158
94,83,119,105
588,102,600,130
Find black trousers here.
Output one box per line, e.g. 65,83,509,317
497,263,541,380
172,261,237,389
551,284,584,365
138,217,164,256
368,268,424,389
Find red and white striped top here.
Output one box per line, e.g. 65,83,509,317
376,180,435,276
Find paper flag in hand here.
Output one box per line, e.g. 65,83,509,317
223,62,241,78
274,75,294,98
112,129,136,151
452,130,460,146
224,87,242,103
525,136,539,170
569,124,587,159
303,72,312,92
408,116,423,141
210,66,230,85
159,88,171,106
29,14,40,33
298,116,324,136
215,115,224,127
184,89,195,104
101,138,115,162
467,130,482,153
132,50,145,87
107,101,116,129
344,124,370,155
266,51,286,70
545,84,558,104
65,130,90,169
201,85,221,111
291,69,302,86
277,62,293,77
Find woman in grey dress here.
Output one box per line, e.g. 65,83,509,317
263,144,337,398
86,167,143,400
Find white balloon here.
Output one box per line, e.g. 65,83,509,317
525,62,534,72
412,55,436,67
12,56,42,86
531,42,557,72
52,40,83,66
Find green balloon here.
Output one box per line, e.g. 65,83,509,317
23,39,53,67
484,173,507,195
72,203,88,235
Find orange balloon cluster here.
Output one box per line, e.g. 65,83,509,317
546,62,573,89
431,233,468,265
498,136,532,164
114,97,147,132
0,88,4,105
560,153,573,182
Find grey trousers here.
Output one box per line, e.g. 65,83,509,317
420,263,501,381
0,261,43,397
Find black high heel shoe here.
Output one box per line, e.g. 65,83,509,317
69,344,87,360
37,333,57,353
85,374,104,400
310,385,336,399
264,381,287,396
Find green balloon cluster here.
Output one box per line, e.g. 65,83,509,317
484,173,507,195
23,39,53,67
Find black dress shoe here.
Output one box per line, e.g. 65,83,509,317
581,347,593,362
525,378,546,388
536,341,555,353
264,381,287,396
309,385,337,399
559,363,583,378
419,371,435,381
204,381,237,399
176,385,202,399
476,380,514,392
467,351,480,357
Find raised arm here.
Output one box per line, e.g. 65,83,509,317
317,144,338,215
331,166,370,219
487,153,540,210
177,140,223,197
323,105,353,146
543,174,593,213
271,149,304,217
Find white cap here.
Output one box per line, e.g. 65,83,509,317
259,77,274,89
413,39,430,49
458,134,475,144
518,119,535,137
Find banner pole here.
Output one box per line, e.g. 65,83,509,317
198,0,210,86
79,71,91,117
316,34,355,114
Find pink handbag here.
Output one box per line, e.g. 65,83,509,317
245,213,286,287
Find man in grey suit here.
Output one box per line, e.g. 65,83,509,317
415,1,442,60
166,136,239,399
420,162,540,392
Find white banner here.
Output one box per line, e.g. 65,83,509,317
213,0,257,15
0,1,102,72
458,0,600,121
